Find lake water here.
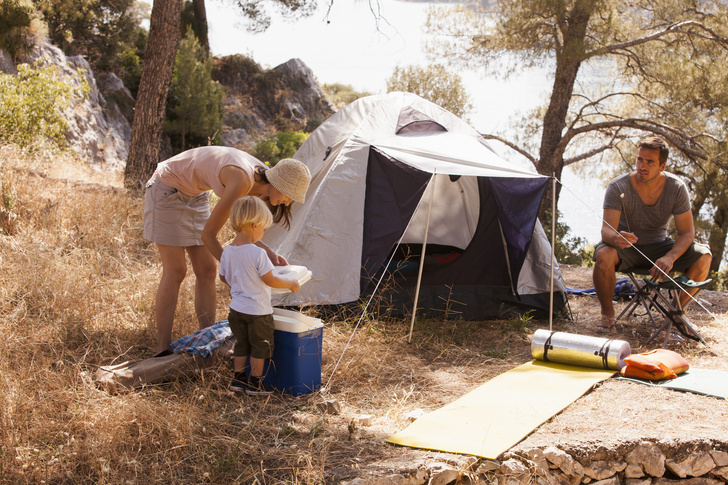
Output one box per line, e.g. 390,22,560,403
205,0,606,244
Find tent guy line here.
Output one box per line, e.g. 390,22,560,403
320,172,436,394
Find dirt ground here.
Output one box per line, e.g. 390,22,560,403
348,264,728,469
6,150,727,483
318,263,728,480
512,264,728,454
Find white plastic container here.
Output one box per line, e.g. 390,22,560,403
270,265,313,294
272,307,322,332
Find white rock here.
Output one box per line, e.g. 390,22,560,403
356,414,374,427
404,409,426,421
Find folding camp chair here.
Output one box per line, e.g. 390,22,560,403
615,268,710,348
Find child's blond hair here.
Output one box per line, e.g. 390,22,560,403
228,196,273,232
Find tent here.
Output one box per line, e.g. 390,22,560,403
264,92,567,320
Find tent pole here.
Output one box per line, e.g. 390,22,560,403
549,174,556,331
408,172,436,343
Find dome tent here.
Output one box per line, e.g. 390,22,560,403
263,92,567,319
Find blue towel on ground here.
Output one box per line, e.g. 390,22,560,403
566,278,635,301
170,320,232,358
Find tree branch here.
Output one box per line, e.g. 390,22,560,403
563,131,624,166
479,133,537,166
586,20,728,59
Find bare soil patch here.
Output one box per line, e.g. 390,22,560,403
513,264,728,455
338,264,728,477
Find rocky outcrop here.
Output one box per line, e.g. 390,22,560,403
5,40,333,168
0,49,16,74
20,41,133,171
213,55,335,149
341,442,728,484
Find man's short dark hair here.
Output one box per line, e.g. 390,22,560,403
639,135,669,164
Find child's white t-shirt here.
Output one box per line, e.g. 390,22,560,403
219,244,275,315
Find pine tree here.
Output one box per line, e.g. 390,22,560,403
165,29,222,151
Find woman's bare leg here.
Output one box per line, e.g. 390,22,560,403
156,244,188,353
186,244,218,329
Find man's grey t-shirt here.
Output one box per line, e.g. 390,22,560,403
603,172,691,245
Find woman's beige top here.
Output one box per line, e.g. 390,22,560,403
154,146,265,197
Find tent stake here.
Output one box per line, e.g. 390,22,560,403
408,173,436,343
549,174,556,331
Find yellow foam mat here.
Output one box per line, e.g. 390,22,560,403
386,360,615,459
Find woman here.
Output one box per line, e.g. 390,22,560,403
143,146,311,356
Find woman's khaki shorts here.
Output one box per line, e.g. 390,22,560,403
143,178,210,247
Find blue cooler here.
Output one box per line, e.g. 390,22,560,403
262,308,323,395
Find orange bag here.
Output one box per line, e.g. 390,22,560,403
620,349,689,380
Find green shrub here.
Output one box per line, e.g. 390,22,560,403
0,0,34,60
540,209,592,267
118,48,142,97
165,29,223,151
321,83,369,110
386,64,473,118
0,61,89,148
252,131,309,165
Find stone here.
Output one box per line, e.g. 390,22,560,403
625,479,652,485
499,458,532,485
626,442,666,477
355,414,374,427
404,409,426,421
653,478,722,484
21,41,132,170
542,468,579,485
522,448,550,475
665,452,716,478
591,478,620,485
475,460,501,474
428,465,460,485
0,49,16,74
709,465,728,481
339,473,425,485
316,399,341,415
625,463,645,479
543,447,584,479
583,460,626,481
709,451,728,468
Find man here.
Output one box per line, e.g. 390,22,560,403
592,135,712,333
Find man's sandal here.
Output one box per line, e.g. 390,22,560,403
596,316,617,334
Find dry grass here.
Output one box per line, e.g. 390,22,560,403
0,144,535,484
2,143,728,484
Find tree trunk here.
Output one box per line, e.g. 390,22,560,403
192,0,209,56
123,0,183,192
535,0,597,219
709,205,727,273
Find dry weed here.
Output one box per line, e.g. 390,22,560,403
4,143,507,483
2,143,728,483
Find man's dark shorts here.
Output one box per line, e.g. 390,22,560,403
227,309,275,359
593,238,711,273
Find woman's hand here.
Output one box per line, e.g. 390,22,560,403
267,249,288,266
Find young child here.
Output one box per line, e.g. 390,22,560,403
218,196,300,395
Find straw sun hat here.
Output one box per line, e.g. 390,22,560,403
266,158,311,204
